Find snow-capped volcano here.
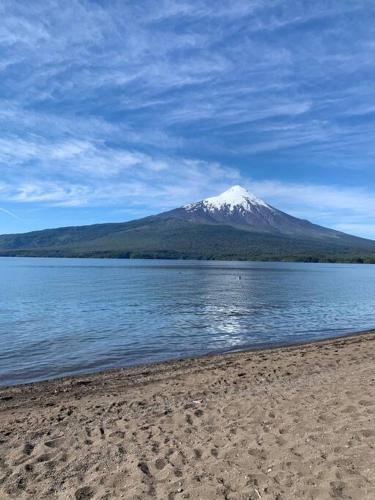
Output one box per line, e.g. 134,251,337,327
185,185,270,213
162,184,345,238
1,183,375,262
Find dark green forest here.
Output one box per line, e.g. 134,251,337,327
1,217,375,263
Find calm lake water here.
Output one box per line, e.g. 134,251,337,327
0,257,374,386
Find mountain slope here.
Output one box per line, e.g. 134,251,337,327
159,185,352,240
1,186,375,263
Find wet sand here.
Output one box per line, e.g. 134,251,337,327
1,331,375,499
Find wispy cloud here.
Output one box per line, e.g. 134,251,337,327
247,180,375,238
0,138,241,210
0,207,19,220
250,180,375,214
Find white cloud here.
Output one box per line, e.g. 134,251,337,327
250,180,375,214
247,179,375,238
1,132,374,237
0,139,241,209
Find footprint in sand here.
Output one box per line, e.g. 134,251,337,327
151,441,160,454
155,458,167,470
44,438,64,449
341,405,357,414
358,400,373,407
185,414,193,425
174,468,183,478
36,453,52,463
75,485,95,499
109,430,125,439
275,436,287,447
23,443,34,456
361,429,375,438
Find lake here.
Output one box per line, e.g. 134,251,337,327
0,257,374,386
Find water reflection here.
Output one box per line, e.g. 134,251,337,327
0,258,374,385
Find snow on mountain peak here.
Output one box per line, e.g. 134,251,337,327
185,185,270,213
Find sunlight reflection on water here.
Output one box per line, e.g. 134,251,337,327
0,257,374,385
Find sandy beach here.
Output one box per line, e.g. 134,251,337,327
1,332,375,499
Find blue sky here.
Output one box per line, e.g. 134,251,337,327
1,0,375,238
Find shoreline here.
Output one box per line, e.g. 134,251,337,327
1,328,374,390
2,254,375,265
1,330,375,498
